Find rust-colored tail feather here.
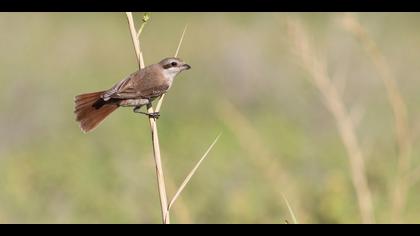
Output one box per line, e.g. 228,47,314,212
74,91,118,133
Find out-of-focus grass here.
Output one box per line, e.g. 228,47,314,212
287,17,375,223
0,12,420,223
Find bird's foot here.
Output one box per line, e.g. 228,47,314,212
133,108,160,119
147,112,160,119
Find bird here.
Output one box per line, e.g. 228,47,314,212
74,57,191,133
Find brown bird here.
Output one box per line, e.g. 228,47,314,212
74,57,191,133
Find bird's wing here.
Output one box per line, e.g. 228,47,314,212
102,75,133,101
102,67,170,101
138,83,170,99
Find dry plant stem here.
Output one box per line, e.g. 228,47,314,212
282,194,298,224
341,14,412,223
153,25,188,223
126,12,170,224
147,104,170,224
137,13,150,39
161,24,220,223
126,12,144,69
157,24,216,223
155,24,188,113
126,15,198,224
287,19,375,224
164,133,221,222
164,170,193,223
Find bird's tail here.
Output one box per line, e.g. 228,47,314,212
74,91,118,133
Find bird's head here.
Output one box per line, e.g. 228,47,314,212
159,57,191,79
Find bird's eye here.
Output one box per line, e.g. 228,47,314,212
171,62,178,67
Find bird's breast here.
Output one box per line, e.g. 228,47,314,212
160,72,175,88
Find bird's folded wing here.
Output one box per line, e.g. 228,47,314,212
138,84,170,99
102,75,138,100
102,70,170,100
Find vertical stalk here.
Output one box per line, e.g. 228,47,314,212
126,12,169,224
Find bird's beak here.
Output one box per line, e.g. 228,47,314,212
182,64,191,70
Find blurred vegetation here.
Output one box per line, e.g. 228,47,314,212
0,12,420,223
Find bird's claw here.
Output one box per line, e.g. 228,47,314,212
148,112,160,119
133,108,160,119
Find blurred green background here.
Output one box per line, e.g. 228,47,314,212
0,12,420,223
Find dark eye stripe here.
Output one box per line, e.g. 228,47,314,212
162,63,172,69
162,61,178,69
